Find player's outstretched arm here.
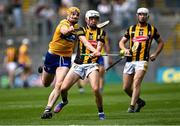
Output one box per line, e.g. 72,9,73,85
79,36,101,56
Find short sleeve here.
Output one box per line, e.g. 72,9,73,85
153,27,160,41
97,30,106,43
124,27,130,39
76,27,85,37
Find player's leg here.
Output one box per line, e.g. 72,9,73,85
41,55,71,119
88,70,105,120
123,62,142,112
99,65,105,92
54,67,80,113
123,73,137,113
41,68,62,119
6,62,17,88
41,52,56,87
45,67,69,109
123,73,134,97
41,69,55,87
97,56,105,92
131,70,146,112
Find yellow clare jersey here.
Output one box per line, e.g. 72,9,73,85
124,23,160,62
18,44,31,65
48,19,79,57
74,26,106,64
6,47,17,62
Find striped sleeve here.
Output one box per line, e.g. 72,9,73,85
153,27,160,41
124,27,130,39
97,30,106,43
76,27,85,37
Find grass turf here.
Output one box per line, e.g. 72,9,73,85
0,83,180,125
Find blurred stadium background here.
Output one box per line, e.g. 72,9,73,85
0,0,180,88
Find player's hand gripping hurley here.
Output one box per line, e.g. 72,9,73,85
105,43,139,72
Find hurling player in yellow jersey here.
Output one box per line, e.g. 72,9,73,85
119,8,164,113
53,10,106,120
41,7,100,119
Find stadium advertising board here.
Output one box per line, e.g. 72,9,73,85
157,67,180,83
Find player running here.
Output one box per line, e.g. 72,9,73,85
41,7,100,119
54,10,106,120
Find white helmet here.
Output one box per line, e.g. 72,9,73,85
6,39,14,46
137,7,149,15
85,10,100,20
22,38,30,45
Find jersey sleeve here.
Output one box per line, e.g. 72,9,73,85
59,19,69,28
97,30,106,43
76,27,85,37
153,27,160,41
124,27,130,39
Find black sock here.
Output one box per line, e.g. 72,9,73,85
62,97,68,103
98,107,103,113
61,90,68,103
137,98,143,104
45,106,51,112
130,105,135,110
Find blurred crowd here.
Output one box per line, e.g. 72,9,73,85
0,0,137,88
0,0,137,38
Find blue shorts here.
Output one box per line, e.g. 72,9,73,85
44,51,71,74
98,56,104,66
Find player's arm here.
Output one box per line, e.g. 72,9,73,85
150,38,164,61
77,27,100,56
60,24,74,35
97,41,104,52
79,36,100,56
119,37,131,55
97,30,106,52
119,28,131,55
149,27,164,61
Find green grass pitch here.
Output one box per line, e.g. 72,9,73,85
0,83,180,125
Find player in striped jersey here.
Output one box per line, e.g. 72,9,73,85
119,7,164,113
3,39,18,88
54,10,106,120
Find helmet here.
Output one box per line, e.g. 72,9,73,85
6,39,14,46
22,38,30,45
85,10,100,20
137,7,149,15
67,7,80,16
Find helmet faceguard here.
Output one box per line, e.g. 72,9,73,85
85,10,100,20
85,10,100,29
136,7,149,23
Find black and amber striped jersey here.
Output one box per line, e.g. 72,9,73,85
124,23,160,62
74,26,106,64
5,47,17,63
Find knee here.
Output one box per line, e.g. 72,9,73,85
41,77,50,87
42,81,51,87
92,86,99,94
123,84,130,92
61,87,67,94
